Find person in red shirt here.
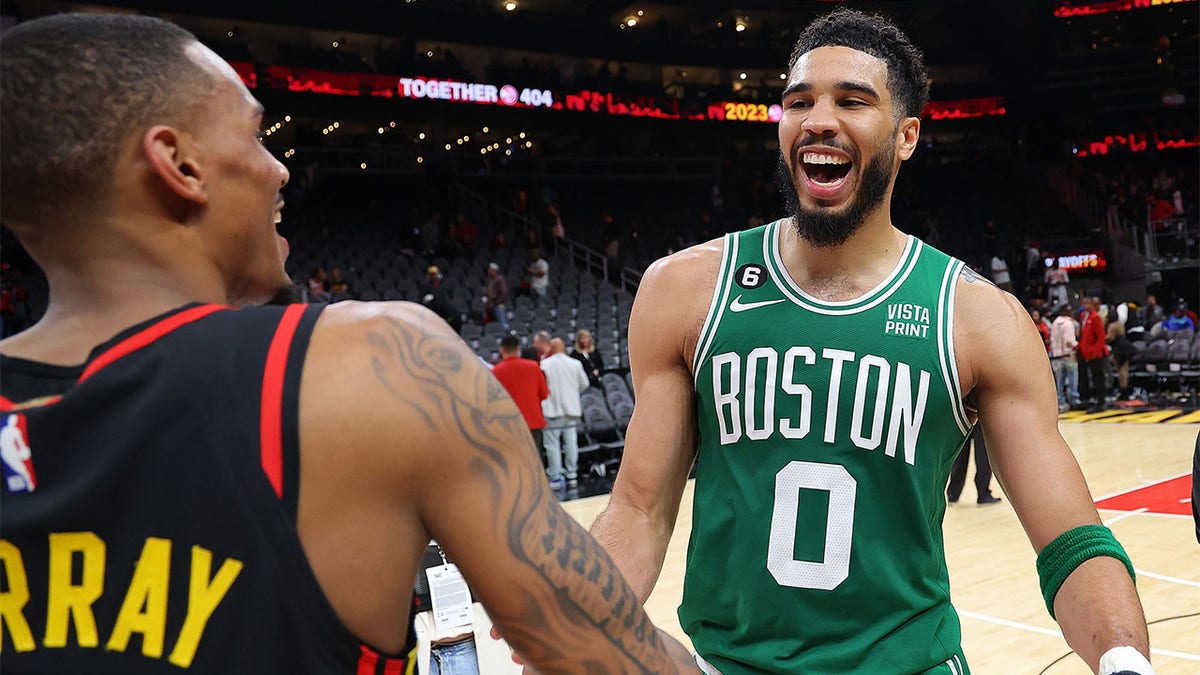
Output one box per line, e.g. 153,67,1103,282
1077,296,1110,413
491,334,549,462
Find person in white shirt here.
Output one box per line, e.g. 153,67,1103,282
1049,304,1082,413
540,338,590,489
1045,258,1071,309
990,254,1012,291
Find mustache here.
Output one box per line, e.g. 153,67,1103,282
792,136,855,161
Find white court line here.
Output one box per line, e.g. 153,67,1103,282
1097,508,1191,520
1104,507,1147,526
957,609,1200,661
1135,568,1200,588
1092,472,1190,502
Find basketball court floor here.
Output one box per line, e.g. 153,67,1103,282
558,421,1200,674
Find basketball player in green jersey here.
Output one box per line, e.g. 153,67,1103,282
590,8,1153,675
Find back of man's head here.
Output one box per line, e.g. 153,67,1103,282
550,338,566,354
0,12,210,226
499,335,520,355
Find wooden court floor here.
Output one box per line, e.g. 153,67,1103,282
559,423,1200,674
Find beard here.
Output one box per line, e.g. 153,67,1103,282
777,136,894,248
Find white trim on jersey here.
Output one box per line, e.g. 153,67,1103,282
694,653,724,675
936,259,971,436
692,232,739,383
766,220,923,316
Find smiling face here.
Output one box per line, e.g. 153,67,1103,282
183,42,290,305
777,46,919,248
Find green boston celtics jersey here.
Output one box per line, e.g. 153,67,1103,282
682,220,973,674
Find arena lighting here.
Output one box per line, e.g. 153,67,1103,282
738,72,747,80
504,1,517,10
1072,129,1200,156
625,17,638,27
1053,0,1195,17
735,21,747,32
234,64,1011,125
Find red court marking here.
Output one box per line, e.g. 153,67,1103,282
1095,475,1192,516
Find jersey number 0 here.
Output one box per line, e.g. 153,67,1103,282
767,461,857,590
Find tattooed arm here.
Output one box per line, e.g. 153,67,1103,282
297,301,699,674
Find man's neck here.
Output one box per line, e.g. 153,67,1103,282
777,217,909,302
0,221,231,365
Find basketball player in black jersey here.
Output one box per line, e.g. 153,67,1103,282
0,13,699,674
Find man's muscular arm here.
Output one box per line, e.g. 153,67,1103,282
956,278,1151,673
590,244,718,603
316,301,699,674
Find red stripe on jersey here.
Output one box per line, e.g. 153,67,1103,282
356,645,380,675
383,656,406,675
79,304,229,384
259,304,306,498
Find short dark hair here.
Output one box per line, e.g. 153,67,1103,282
788,8,929,120
0,13,212,225
499,335,520,351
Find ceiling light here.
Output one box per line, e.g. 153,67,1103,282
739,72,747,80
504,1,517,10
626,17,638,27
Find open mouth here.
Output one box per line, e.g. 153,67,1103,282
273,199,285,224
801,151,852,186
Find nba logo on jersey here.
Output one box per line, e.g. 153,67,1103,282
1,413,37,493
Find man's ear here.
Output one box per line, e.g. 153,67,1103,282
143,125,207,205
896,116,921,161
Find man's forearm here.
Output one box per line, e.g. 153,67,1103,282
1054,556,1151,673
590,502,672,604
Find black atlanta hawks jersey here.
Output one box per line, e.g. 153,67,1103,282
0,303,413,674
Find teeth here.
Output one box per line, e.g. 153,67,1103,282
273,212,282,224
802,152,849,165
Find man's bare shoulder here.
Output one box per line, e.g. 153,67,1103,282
953,267,1043,388
640,236,725,292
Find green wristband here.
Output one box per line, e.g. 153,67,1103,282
1036,524,1135,620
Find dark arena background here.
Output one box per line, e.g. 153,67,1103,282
1,2,1198,670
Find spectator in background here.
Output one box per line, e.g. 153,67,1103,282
540,338,590,491
1045,258,1070,309
1144,294,1165,329
327,267,353,301
484,262,508,330
990,253,1013,292
571,328,605,387
449,212,478,258
532,329,552,361
1118,299,1146,344
526,248,549,306
1107,312,1133,400
0,267,32,338
1078,296,1110,413
1050,304,1082,413
946,426,1000,506
1031,307,1051,353
419,266,461,333
1163,300,1196,333
307,267,331,303
491,335,548,467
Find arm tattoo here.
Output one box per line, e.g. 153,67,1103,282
365,312,676,674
